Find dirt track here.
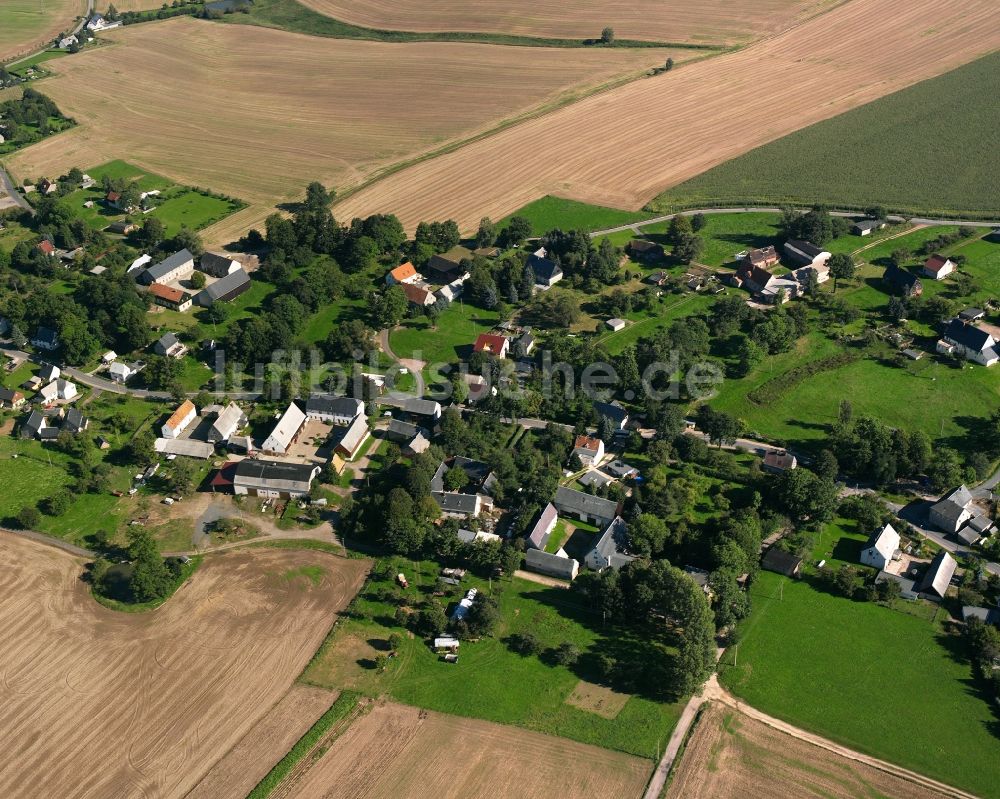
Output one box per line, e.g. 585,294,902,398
334,0,1000,231
284,700,651,799
667,702,952,799
0,534,368,799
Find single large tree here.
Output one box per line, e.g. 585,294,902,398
828,253,855,292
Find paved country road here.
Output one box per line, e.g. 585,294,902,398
0,166,33,215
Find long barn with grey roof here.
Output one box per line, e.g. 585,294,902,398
553,486,620,527
194,268,250,307
137,249,194,286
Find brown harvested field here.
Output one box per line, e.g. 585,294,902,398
666,703,951,799
3,18,685,243
297,0,829,45
102,0,170,10
0,534,369,799
334,0,1000,232
187,684,338,799
284,700,652,799
0,0,87,63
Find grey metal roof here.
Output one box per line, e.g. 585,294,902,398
195,268,250,305
525,548,578,579
404,398,441,417
306,395,364,419
387,419,421,440
578,470,614,489
430,456,492,493
929,485,973,530
62,408,87,432
156,332,179,350
917,551,957,598
432,491,480,515
962,606,1000,625
943,319,993,352
233,459,318,492
593,401,628,426
200,251,239,277
527,253,562,282
142,249,193,283
590,516,635,570
554,485,619,520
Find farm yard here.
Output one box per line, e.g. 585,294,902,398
333,0,1000,232
290,0,826,46
0,0,87,63
652,50,1000,217
666,703,953,799
0,537,369,799
718,570,1000,799
281,700,652,799
2,18,688,245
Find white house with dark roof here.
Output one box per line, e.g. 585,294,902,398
305,395,364,425
553,486,620,528
937,319,998,366
200,251,241,278
232,459,319,498
860,523,900,571
592,400,628,430
137,249,194,286
525,548,579,581
584,516,636,572
928,486,974,534
783,239,831,269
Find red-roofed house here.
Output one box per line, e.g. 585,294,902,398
37,239,55,256
473,333,509,359
572,434,605,466
386,261,420,285
402,283,435,307
922,254,955,280
149,282,193,312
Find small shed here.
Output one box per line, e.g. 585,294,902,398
761,547,802,577
606,318,626,332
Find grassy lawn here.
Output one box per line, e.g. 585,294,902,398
598,291,719,355
303,560,685,758
61,160,244,236
0,220,34,254
641,211,783,268
502,195,649,235
651,51,1000,217
720,570,1000,799
390,302,500,365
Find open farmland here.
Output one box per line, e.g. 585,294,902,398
666,703,952,799
283,700,652,799
0,535,369,799
334,0,1000,232
2,18,686,244
294,0,827,45
0,0,87,63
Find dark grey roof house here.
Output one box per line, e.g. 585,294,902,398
232,459,319,498
553,485,620,527
153,332,181,356
928,485,973,533
138,249,194,286
305,395,364,425
593,400,628,430
524,548,579,581
194,268,251,307
200,251,240,278
527,253,563,286
584,516,636,572
761,547,802,577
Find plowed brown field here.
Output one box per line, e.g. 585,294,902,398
284,701,652,799
3,18,684,243
666,703,951,799
0,534,368,799
297,0,827,46
334,0,1000,232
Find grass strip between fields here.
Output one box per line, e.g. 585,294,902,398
223,0,725,50
245,690,364,799
746,350,861,406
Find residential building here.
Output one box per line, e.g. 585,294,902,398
572,435,605,467
161,400,196,439
401,283,435,308
335,414,370,460
194,268,251,307
137,249,195,286
207,402,247,443
783,239,831,269
860,523,900,571
585,516,636,572
577,469,615,490
32,327,59,351
917,551,957,599
937,319,998,366
0,388,25,410
60,410,88,434
109,361,140,383
527,252,563,287
928,485,974,533
526,503,558,550
199,252,241,278
604,460,638,479
38,364,61,383
404,398,442,421
761,547,802,577
86,13,122,31
473,333,509,359
962,606,1000,625
128,253,152,275
153,332,187,359
386,261,419,285
38,379,77,404
741,245,780,269
516,330,535,357
305,395,364,425
626,239,664,262
426,246,473,283
762,450,797,473
387,418,424,442
149,282,193,312
232,459,320,499
524,549,579,581
261,402,307,455
553,486,620,528
107,220,138,235
882,265,923,297
922,254,955,280
593,400,628,430
435,492,488,519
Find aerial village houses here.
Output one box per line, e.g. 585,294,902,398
386,262,420,285
402,283,435,308
783,239,831,269
917,551,957,600
525,549,580,581
526,503,559,550
626,239,665,263
572,435,605,467
922,254,956,280
38,379,77,404
200,252,241,278
335,414,370,460
194,269,251,307
927,485,993,543
425,246,472,283
553,485,620,528
137,249,195,286
230,460,320,499
207,402,247,444
584,516,636,572
153,332,187,359
305,395,364,425
883,264,923,297
161,400,196,439
741,245,780,270
32,327,59,351
430,456,497,519
0,388,26,410
109,361,140,384
762,450,797,473
761,547,802,577
473,333,509,359
860,523,900,571
404,398,442,423
261,402,307,456
937,319,998,366
527,250,563,287
593,400,629,431
852,218,886,236
149,283,193,312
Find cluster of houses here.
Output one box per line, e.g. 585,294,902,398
131,249,254,312
3,362,90,441
730,241,831,303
